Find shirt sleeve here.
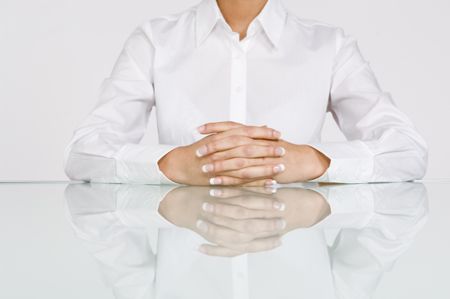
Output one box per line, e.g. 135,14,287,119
308,28,428,183
63,22,181,185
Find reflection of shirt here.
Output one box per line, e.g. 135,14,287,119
63,0,427,185
65,183,428,299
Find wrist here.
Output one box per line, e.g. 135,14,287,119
307,145,330,180
158,146,186,183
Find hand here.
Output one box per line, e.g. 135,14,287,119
158,186,286,257
196,122,331,184
198,186,331,256
158,121,285,186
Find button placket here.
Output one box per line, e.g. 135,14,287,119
229,40,248,124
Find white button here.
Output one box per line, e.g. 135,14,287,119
235,86,243,93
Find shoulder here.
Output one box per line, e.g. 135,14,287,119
285,13,355,53
131,5,198,47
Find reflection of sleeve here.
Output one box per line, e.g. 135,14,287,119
308,28,428,183
314,183,428,298
63,22,179,185
64,183,178,299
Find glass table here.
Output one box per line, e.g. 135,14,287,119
1,180,449,298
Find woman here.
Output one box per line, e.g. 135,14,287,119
63,0,428,186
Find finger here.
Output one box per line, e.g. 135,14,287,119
208,186,277,197
197,121,244,134
203,214,287,234
198,244,244,257
216,126,281,140
208,145,285,161
199,236,282,256
197,135,285,158
200,202,281,219
202,156,282,174
217,163,286,180
195,219,255,244
205,195,285,211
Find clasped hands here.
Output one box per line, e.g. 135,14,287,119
158,121,330,186
158,186,331,257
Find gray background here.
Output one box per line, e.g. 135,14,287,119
1,0,449,181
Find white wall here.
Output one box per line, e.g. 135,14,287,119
1,0,449,181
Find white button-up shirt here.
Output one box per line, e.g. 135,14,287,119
63,0,428,185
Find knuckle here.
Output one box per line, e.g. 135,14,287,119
236,207,249,219
242,126,251,136
235,158,247,168
213,161,222,172
242,145,253,156
240,169,252,179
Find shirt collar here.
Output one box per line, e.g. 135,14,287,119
195,0,287,49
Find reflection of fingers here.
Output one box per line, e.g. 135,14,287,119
196,219,254,243
196,219,281,245
209,186,277,198
215,196,284,211
199,236,282,257
201,202,282,219
203,214,287,234
199,245,243,257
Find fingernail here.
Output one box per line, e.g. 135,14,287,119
275,147,286,156
275,238,282,246
273,130,281,138
273,164,285,173
265,179,277,187
276,219,287,230
197,125,206,133
209,177,222,185
196,146,208,157
209,189,222,196
273,201,285,211
202,202,214,212
196,219,208,232
198,245,207,253
265,187,277,193
201,164,214,173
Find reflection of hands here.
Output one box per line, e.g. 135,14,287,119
158,186,331,257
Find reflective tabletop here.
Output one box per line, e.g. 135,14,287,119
1,181,449,298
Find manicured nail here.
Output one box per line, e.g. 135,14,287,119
196,146,208,157
273,201,285,211
202,202,214,212
265,179,277,187
273,164,285,173
275,147,286,156
273,130,281,138
209,177,222,185
201,164,214,173
196,219,208,232
209,189,223,196
265,187,277,194
276,219,287,230
197,125,206,133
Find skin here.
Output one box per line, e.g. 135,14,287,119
158,186,331,257
158,0,331,186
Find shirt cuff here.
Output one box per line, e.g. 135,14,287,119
306,141,374,183
113,143,183,185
